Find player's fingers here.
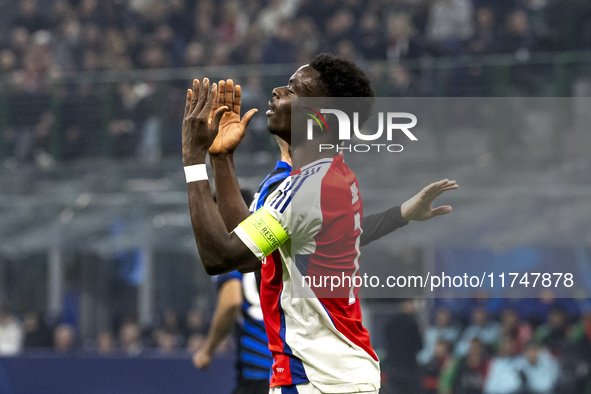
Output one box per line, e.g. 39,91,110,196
233,84,242,115
240,108,258,129
212,106,230,130
189,79,200,114
423,179,447,197
437,183,459,192
431,179,454,194
432,185,459,200
218,80,226,108
201,82,217,117
208,83,221,124
194,77,209,115
212,82,220,111
431,205,453,217
225,79,234,112
435,179,450,188
442,184,459,190
184,89,192,118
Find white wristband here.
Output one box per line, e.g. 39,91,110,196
184,164,208,183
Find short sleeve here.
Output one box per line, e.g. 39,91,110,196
214,271,243,291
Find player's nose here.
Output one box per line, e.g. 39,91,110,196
272,86,287,98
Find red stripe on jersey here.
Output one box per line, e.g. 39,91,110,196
260,250,294,387
305,155,378,361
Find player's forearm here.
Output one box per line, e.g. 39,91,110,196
211,153,251,231
187,180,256,275
203,281,242,355
360,206,409,247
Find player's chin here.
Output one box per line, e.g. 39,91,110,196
267,117,282,134
267,120,290,143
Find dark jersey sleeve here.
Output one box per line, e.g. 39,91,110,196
360,206,409,247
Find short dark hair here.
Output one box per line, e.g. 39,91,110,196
310,53,375,125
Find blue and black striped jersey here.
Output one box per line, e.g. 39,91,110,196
215,160,291,383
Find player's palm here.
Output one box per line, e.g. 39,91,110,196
209,112,247,155
208,79,257,156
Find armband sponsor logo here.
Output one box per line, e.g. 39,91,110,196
253,218,281,249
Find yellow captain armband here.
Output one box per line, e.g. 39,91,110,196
237,208,289,257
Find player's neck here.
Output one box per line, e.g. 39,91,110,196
290,140,338,170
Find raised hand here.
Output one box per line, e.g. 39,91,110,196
182,78,229,165
400,179,459,221
209,79,258,156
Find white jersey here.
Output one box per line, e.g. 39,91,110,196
234,156,380,393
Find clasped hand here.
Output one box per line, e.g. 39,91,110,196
182,78,257,166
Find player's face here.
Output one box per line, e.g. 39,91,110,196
266,65,324,144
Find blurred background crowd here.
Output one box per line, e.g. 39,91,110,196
1,0,591,164
2,295,591,393
0,306,217,356
383,298,591,394
1,0,590,73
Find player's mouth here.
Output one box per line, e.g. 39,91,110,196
266,101,275,116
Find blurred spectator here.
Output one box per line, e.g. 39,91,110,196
426,0,474,55
6,89,53,164
469,7,496,55
557,311,591,393
61,83,104,160
12,0,49,33
23,311,52,348
421,339,453,394
186,332,206,354
154,329,177,354
184,41,205,67
0,307,23,355
53,17,83,73
119,321,143,356
386,13,423,61
499,309,532,353
96,331,116,354
496,9,535,57
161,309,184,348
483,335,522,394
261,20,297,64
218,1,249,47
418,307,460,365
383,300,423,394
0,49,18,74
50,0,70,26
185,309,207,338
357,12,386,60
323,8,356,53
257,0,299,36
9,26,31,59
388,66,418,97
53,323,75,353
334,39,360,62
520,342,559,394
444,337,490,394
455,307,500,356
108,82,155,158
534,307,570,356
